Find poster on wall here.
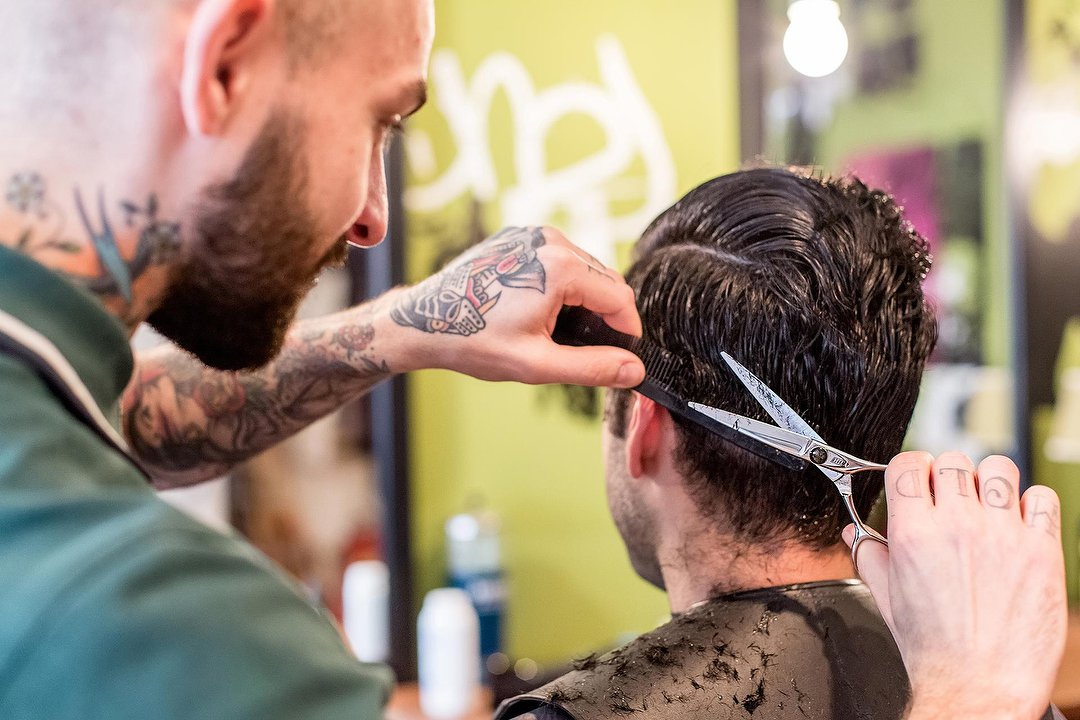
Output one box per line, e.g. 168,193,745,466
845,140,985,364
997,0,1080,603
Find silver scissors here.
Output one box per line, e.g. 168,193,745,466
688,352,889,563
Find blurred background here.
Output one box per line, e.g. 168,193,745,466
154,0,1080,714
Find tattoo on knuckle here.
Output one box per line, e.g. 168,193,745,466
936,466,973,497
1026,495,1061,537
981,476,1015,509
892,466,927,498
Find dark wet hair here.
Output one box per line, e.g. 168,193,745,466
608,167,937,549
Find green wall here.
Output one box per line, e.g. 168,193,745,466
403,0,740,664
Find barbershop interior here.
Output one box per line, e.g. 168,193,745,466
106,0,1080,717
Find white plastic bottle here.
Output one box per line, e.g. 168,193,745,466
418,588,481,719
342,560,390,663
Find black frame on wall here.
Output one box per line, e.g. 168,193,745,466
347,138,417,681
1004,0,1032,480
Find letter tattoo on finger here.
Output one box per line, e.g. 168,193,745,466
569,248,616,282
981,476,1014,510
894,466,926,498
938,466,972,497
1027,496,1061,537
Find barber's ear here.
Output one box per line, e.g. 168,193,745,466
180,0,275,136
625,394,665,479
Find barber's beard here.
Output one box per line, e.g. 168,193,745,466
149,111,348,371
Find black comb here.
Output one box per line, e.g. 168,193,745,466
552,306,808,472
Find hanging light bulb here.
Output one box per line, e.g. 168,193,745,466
783,0,849,78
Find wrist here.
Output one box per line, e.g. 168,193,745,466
353,286,441,375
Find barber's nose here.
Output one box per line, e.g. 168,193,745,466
352,156,389,247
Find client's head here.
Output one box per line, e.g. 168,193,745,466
603,167,937,603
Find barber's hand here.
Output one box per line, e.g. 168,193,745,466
845,452,1066,720
388,226,644,387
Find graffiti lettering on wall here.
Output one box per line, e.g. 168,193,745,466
404,34,676,267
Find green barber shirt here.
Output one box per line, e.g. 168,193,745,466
0,246,393,719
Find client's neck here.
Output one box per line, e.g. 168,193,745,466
659,533,855,614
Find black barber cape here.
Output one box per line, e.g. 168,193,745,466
496,580,1058,720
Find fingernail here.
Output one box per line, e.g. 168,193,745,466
615,362,643,388
841,524,855,547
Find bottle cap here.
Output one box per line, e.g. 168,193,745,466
422,587,474,614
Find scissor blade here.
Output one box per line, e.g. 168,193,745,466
688,403,813,459
720,352,824,442
719,352,852,488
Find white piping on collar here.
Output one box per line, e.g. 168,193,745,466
0,307,133,454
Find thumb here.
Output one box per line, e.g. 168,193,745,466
523,344,644,387
843,523,895,633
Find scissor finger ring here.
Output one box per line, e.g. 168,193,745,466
850,525,888,570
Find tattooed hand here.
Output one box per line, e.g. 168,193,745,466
846,452,1066,720
390,226,644,388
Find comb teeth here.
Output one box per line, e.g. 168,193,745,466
551,305,728,394
636,341,678,383
552,304,730,396
635,340,732,399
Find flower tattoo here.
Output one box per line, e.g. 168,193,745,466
6,172,46,215
333,324,376,360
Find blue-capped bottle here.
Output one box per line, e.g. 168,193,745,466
445,506,505,666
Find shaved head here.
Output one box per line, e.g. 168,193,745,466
0,2,157,109
0,0,349,103
0,18,165,179
279,0,353,65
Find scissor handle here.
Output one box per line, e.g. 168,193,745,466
843,493,887,567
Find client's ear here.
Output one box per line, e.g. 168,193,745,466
625,394,665,478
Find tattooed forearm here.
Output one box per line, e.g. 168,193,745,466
391,226,547,335
124,311,392,488
1,172,180,324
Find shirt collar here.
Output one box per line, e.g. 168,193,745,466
0,246,134,418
